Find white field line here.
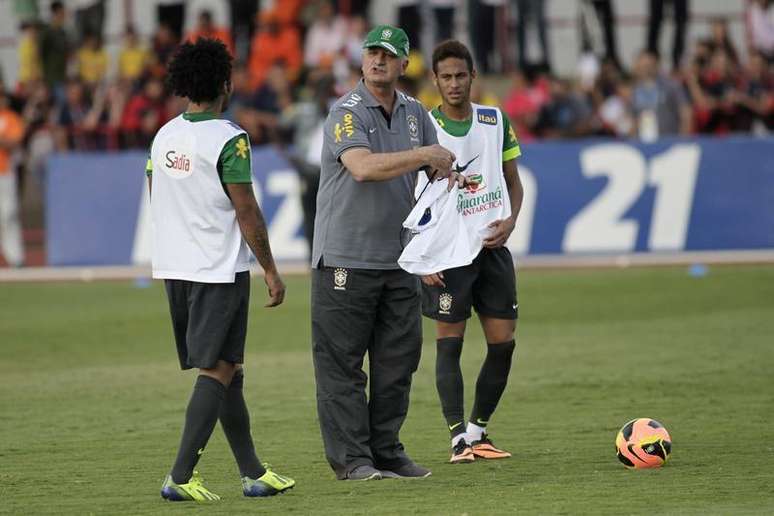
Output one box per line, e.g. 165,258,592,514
1,250,774,283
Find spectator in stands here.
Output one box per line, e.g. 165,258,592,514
118,26,150,84
689,48,752,134
229,0,259,63
469,0,497,73
631,49,691,140
598,77,635,137
120,77,167,148
248,9,302,88
535,77,594,138
55,80,90,149
747,0,774,61
76,32,109,86
515,0,552,72
579,0,622,71
223,64,259,127
273,0,305,26
279,74,336,256
252,63,294,144
304,1,347,70
39,1,70,94
503,70,548,142
343,15,368,66
17,21,42,90
708,18,740,67
646,0,689,70
185,9,235,56
738,52,774,130
0,88,25,267
21,83,55,192
150,24,179,78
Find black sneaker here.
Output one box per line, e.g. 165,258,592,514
345,465,382,481
380,461,432,479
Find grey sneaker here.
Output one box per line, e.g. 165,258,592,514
380,461,432,479
345,465,382,481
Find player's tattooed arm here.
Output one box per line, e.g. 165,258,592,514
483,159,523,248
226,183,286,307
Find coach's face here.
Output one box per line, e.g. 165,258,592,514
362,47,407,88
433,57,475,108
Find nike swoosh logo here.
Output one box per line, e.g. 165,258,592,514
453,154,479,173
449,422,462,431
476,418,489,425
369,128,376,133
197,448,205,456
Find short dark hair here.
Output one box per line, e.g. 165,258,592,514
432,40,474,74
51,1,64,13
167,38,232,103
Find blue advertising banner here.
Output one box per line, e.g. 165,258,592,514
46,136,774,266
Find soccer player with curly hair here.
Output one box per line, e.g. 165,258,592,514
146,38,294,502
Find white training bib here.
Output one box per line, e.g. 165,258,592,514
399,104,510,275
150,115,251,283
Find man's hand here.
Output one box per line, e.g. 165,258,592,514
483,218,516,248
421,272,445,287
446,172,480,192
264,269,286,307
422,144,455,178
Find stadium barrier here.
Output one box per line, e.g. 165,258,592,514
46,136,774,266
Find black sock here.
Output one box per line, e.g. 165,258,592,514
470,340,516,427
436,337,465,438
170,375,227,484
219,370,265,479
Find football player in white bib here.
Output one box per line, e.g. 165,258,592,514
422,40,524,464
149,38,294,501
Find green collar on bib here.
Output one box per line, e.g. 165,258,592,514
183,111,219,122
431,106,473,137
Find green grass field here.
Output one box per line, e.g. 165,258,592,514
1,265,773,515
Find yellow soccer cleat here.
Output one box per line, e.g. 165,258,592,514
161,470,221,502
242,466,295,497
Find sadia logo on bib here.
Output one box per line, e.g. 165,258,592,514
165,150,191,174
160,133,195,179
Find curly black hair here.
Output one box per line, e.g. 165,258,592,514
166,38,232,103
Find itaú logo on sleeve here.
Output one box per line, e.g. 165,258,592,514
163,150,193,178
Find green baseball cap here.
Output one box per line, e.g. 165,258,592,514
363,24,410,58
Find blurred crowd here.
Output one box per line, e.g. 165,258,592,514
0,0,773,266
503,0,774,143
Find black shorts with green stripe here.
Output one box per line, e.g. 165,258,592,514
421,247,518,323
164,271,250,370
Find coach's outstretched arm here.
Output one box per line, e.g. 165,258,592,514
341,144,455,183
226,183,286,307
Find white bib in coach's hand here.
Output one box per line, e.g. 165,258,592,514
398,104,510,275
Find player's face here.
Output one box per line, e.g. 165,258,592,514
433,57,475,108
362,47,407,88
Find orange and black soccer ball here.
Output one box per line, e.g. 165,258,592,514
615,418,672,468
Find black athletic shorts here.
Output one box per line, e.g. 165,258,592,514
422,247,518,323
164,271,250,370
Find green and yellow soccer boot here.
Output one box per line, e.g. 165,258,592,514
242,466,295,497
161,470,221,502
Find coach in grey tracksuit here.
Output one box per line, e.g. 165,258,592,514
311,24,457,480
